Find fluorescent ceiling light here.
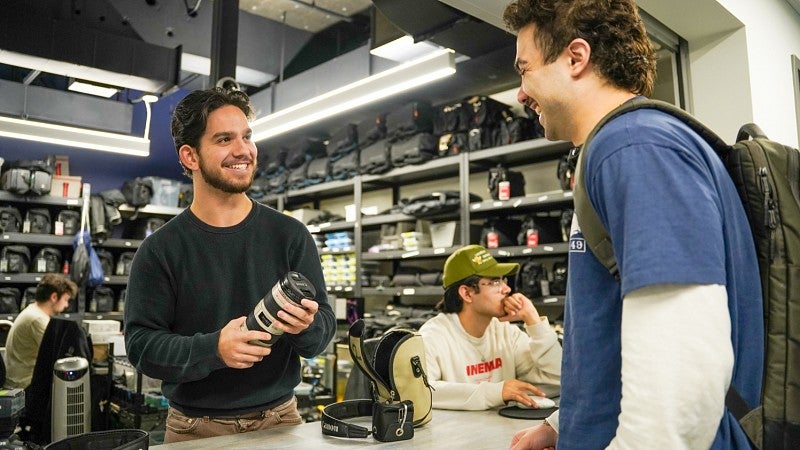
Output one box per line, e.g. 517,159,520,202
0,49,172,94
252,49,456,142
370,36,443,62
68,80,119,98
0,116,150,157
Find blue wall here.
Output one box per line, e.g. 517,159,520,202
0,89,191,193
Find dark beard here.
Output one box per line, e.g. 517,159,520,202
198,160,255,194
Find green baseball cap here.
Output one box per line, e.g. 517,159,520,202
442,244,519,289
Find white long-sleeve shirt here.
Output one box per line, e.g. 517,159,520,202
419,313,562,410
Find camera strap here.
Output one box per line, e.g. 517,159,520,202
321,399,373,438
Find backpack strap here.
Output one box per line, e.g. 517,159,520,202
573,98,730,280
348,319,394,402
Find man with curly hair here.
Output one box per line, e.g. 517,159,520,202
503,1,763,449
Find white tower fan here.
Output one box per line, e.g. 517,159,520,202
51,356,91,442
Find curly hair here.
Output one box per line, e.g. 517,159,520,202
36,273,78,303
503,0,656,97
170,87,255,177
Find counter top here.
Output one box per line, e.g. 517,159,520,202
154,408,540,449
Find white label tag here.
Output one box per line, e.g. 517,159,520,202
54,221,64,236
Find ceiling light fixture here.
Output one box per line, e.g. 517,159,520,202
252,49,456,142
370,36,443,62
0,116,151,157
67,80,119,98
0,49,174,94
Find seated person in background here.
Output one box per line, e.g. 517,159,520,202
4,273,77,388
419,245,562,410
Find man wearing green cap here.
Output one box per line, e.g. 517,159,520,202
418,244,562,410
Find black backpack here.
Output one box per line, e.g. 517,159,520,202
514,260,548,299
0,288,20,314
121,177,153,207
0,245,30,273
488,165,526,200
32,247,62,273
95,248,115,276
327,123,359,161
116,252,136,276
573,98,800,449
25,208,51,234
0,206,22,233
56,209,81,236
359,139,392,175
89,286,115,313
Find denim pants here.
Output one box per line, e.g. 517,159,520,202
164,396,303,443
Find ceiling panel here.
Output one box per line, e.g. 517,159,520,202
240,0,372,32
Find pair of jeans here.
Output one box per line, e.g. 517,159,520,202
163,396,302,443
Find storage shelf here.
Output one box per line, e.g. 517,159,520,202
487,242,570,257
0,273,57,283
308,221,356,233
469,139,573,167
2,232,74,246
362,246,459,261
361,213,417,227
119,204,184,217
361,154,461,188
84,311,124,320
102,275,129,285
0,191,83,207
362,286,444,297
469,190,573,215
99,238,143,249
318,246,356,255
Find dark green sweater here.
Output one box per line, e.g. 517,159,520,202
124,201,335,416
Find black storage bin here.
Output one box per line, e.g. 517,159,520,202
43,429,149,450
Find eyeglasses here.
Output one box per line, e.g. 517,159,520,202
478,277,508,290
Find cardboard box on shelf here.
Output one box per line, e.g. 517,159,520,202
50,175,82,198
430,221,482,248
290,208,325,224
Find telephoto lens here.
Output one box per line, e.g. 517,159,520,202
243,271,317,347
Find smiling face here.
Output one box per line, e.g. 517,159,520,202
192,104,257,194
514,24,573,142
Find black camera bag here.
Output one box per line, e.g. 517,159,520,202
401,191,481,218
285,138,327,170
32,247,62,273
56,209,81,236
328,123,359,161
0,245,30,273
390,133,437,167
0,288,20,314
433,100,471,135
361,113,388,147
550,260,568,295
387,101,434,140
515,260,548,299
359,139,392,175
331,150,360,180
116,251,136,276
95,248,115,276
0,206,22,232
306,156,331,185
22,286,37,310
488,165,526,200
121,177,153,207
267,170,288,194
437,132,469,157
25,208,51,234
126,217,166,239
1,168,31,194
90,286,115,313
287,159,311,190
